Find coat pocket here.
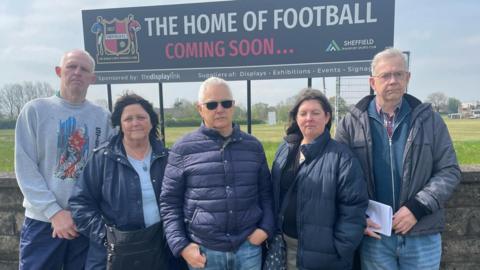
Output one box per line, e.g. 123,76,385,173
189,207,223,238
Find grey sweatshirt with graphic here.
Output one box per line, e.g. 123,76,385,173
15,95,114,222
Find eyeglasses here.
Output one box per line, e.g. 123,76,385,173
373,71,409,82
202,100,234,110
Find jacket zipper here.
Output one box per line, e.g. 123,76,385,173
388,137,396,211
383,110,397,212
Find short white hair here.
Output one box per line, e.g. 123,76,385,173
198,77,233,102
371,48,407,75
59,49,96,72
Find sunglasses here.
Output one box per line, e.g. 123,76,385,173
203,100,234,110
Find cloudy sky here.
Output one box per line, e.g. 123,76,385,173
1,0,479,109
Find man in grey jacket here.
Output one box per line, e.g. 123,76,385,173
335,48,460,270
15,49,113,270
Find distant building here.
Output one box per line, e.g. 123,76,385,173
471,109,480,119
268,111,277,125
448,113,461,119
459,101,480,119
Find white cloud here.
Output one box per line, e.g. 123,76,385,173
462,35,480,47
1,0,479,105
406,29,433,42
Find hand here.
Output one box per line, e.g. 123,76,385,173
393,206,417,235
248,228,268,246
181,243,206,268
364,218,382,239
50,210,79,239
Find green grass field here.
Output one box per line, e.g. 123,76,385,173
1,119,479,172
0,129,14,172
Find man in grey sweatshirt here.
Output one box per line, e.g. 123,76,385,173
15,49,113,270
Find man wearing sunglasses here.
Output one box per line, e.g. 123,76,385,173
160,77,274,270
335,48,460,270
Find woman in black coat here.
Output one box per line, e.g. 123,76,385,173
271,88,368,270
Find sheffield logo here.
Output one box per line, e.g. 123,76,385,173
325,40,341,52
91,14,141,64
326,38,376,53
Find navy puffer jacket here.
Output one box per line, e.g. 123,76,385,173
70,134,168,244
69,134,187,269
272,132,368,270
160,124,274,257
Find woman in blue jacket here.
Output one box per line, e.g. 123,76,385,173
69,93,186,270
271,88,368,270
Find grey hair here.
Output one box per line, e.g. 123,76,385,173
371,48,407,75
59,49,96,72
198,77,233,102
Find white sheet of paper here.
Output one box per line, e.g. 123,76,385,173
366,200,393,236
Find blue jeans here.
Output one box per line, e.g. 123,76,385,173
360,233,441,270
189,240,262,270
19,217,89,270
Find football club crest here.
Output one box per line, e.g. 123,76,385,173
91,14,141,64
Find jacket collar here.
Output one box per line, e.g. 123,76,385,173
368,97,411,124
107,134,167,159
355,93,422,113
285,131,331,163
199,122,243,141
352,93,433,127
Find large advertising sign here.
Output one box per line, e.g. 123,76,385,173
82,0,394,84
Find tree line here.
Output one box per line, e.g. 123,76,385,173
426,92,462,114
162,95,349,127
0,82,54,128
0,81,348,128
0,81,463,129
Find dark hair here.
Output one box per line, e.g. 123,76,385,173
285,88,333,136
111,93,161,139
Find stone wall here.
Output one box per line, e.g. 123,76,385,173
1,166,479,270
442,165,480,270
0,173,23,270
